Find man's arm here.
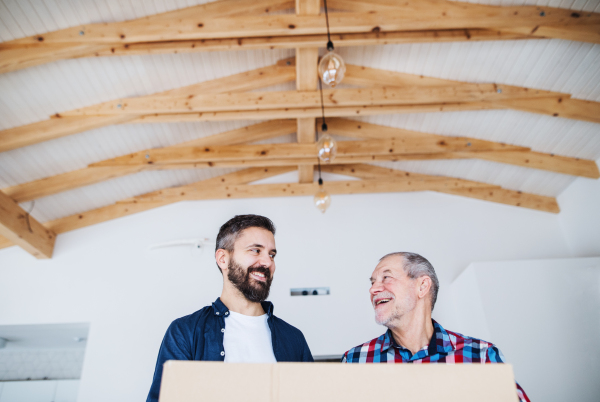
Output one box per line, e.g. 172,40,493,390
299,331,314,362
146,321,192,402
486,346,530,402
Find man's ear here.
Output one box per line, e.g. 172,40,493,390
215,249,230,273
417,276,432,300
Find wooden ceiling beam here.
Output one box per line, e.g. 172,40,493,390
326,118,600,178
2,120,296,203
3,61,596,155
0,61,295,153
0,190,56,258
43,164,558,236
1,0,597,74
45,167,298,234
320,163,559,213
295,0,320,184
6,5,596,45
60,85,561,116
91,138,526,167
343,65,600,124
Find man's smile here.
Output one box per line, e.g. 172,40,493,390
250,271,267,282
373,295,395,309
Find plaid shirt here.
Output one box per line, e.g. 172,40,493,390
342,320,529,402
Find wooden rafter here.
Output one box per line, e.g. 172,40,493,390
1,0,598,74
2,120,297,203
0,161,562,251
325,118,600,179
58,85,564,116
0,190,56,258
343,64,600,124
320,164,559,213
90,139,527,168
0,61,295,153
295,0,319,184
2,60,598,154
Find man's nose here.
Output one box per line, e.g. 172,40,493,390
370,281,383,296
258,252,273,267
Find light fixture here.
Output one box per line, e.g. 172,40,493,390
317,0,345,87
313,77,335,213
316,78,337,164
314,178,331,213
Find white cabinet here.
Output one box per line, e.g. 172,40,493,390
0,380,79,402
0,381,56,402
54,380,79,402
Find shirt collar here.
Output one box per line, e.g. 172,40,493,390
381,319,455,357
212,297,274,318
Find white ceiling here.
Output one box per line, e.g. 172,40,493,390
0,0,599,224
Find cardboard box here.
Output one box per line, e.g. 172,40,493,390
159,361,518,402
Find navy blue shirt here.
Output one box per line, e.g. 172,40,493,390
147,298,313,402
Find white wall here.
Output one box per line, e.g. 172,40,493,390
450,257,600,402
0,190,580,402
558,163,600,257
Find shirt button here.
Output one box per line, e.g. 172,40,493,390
220,351,225,356
225,312,229,316
221,328,225,333
216,312,220,315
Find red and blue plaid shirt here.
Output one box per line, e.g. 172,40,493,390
342,320,529,402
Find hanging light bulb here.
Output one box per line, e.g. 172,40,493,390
317,134,337,163
314,179,331,213
316,122,337,163
318,49,346,87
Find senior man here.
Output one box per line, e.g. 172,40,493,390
147,215,313,402
343,252,529,402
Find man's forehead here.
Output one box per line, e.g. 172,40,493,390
236,227,275,246
373,255,404,273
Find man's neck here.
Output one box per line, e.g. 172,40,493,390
388,308,434,355
220,286,265,316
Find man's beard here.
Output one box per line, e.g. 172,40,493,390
227,258,273,303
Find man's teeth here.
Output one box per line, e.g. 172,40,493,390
376,298,391,305
252,272,265,278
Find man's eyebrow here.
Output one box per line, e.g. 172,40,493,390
370,269,393,281
246,243,264,249
246,244,277,254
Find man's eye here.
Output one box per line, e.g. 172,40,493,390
270,254,276,259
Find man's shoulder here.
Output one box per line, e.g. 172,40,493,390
443,327,496,350
270,314,306,340
343,333,387,361
168,305,214,332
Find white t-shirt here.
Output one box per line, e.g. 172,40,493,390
223,311,277,363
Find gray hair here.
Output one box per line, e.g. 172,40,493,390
380,252,440,311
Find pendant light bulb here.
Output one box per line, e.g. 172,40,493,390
316,133,337,163
314,180,331,213
318,51,346,87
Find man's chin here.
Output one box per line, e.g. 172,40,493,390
374,313,391,326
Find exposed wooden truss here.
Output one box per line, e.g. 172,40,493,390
0,190,56,259
0,0,597,256
2,60,599,154
295,0,320,184
0,61,295,152
0,162,561,252
3,118,596,206
1,0,598,74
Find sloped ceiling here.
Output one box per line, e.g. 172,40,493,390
0,0,599,253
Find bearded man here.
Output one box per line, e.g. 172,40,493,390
146,215,313,402
343,252,530,402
